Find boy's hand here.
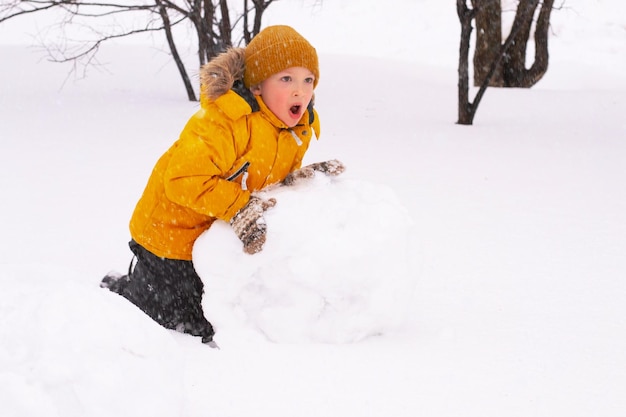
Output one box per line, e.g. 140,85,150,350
230,196,277,254
282,159,346,186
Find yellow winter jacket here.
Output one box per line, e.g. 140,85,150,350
129,49,320,260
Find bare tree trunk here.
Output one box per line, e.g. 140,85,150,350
156,0,196,101
457,0,547,124
201,0,216,65
218,0,232,49
244,0,273,43
470,0,555,89
526,0,554,85
243,0,252,43
457,0,476,125
503,0,538,86
251,0,269,36
503,0,554,87
471,0,503,87
505,0,554,87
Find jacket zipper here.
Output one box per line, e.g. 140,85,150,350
226,161,250,190
289,129,303,146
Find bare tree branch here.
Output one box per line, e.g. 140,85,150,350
1,1,283,100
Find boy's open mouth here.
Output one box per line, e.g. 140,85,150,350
290,105,301,115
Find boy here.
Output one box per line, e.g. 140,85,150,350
101,25,344,345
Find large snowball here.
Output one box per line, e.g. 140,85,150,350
193,174,416,344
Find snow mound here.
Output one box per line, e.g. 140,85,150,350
0,273,184,417
193,174,416,344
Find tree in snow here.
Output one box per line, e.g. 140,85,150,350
456,0,557,125
0,0,276,101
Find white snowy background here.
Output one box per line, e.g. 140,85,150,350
1,0,626,416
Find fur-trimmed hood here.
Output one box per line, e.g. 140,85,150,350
200,48,247,101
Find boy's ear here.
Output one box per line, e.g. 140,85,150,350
250,84,262,96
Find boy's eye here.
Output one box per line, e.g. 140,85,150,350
281,76,292,82
305,77,314,84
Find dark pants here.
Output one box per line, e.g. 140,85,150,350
109,240,214,342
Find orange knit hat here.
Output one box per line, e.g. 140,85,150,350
244,25,319,88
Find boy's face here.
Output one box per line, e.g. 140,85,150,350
251,66,316,128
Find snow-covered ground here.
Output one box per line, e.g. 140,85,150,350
1,1,625,416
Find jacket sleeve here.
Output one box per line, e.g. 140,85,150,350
163,115,250,222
